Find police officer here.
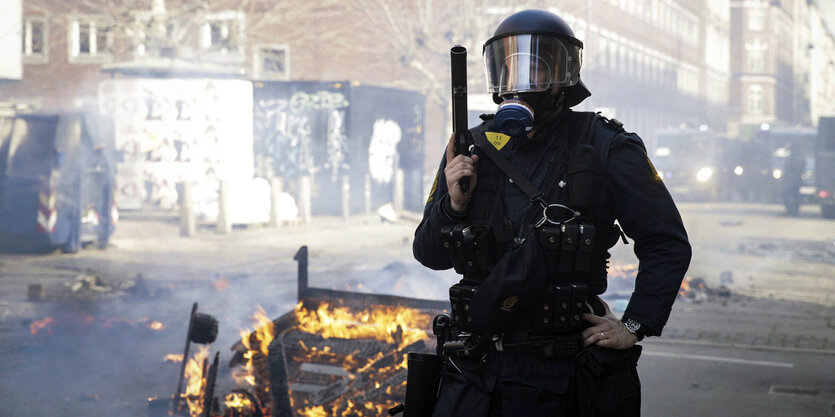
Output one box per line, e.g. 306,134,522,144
413,9,691,417
781,142,805,216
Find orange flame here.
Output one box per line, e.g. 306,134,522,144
182,345,209,417
213,277,230,292
30,317,56,335
164,354,184,363
679,276,692,298
224,392,254,412
148,321,165,331
301,405,327,417
291,302,432,417
294,302,430,349
608,263,638,280
232,306,276,387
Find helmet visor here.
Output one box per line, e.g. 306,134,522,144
483,34,582,96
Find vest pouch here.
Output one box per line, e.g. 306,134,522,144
568,284,589,328
558,224,579,273
538,225,562,275
440,224,466,274
469,234,548,334
566,145,600,209
534,284,572,332
533,284,590,332
449,282,478,331
440,223,480,275
574,224,596,274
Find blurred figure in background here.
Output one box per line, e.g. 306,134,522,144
781,142,805,216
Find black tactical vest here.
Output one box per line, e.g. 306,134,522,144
452,111,623,294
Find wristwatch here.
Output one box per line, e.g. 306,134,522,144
622,318,646,341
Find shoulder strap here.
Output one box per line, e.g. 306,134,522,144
473,133,544,202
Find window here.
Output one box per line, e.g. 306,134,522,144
748,84,764,114
745,40,767,73
651,0,659,25
69,16,113,63
22,16,47,63
201,11,245,59
748,50,764,72
748,10,765,31
253,45,290,80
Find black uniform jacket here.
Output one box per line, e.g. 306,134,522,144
413,109,692,339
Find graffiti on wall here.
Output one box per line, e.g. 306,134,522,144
368,119,402,184
253,90,349,180
326,109,348,181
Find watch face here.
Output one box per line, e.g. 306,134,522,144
625,319,641,333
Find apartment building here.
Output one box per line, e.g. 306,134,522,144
563,0,731,148
2,0,832,161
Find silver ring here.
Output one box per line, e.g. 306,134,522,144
600,331,606,339
541,203,581,225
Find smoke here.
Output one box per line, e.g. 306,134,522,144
0,265,300,417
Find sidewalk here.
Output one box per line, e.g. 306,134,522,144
0,211,426,325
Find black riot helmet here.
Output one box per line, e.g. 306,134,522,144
483,9,591,107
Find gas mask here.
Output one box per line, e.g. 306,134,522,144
493,91,562,137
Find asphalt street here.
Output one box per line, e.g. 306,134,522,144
642,341,835,417
0,202,832,416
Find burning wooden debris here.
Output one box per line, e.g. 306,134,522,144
151,246,442,417
223,301,434,417
148,300,435,417
148,302,220,417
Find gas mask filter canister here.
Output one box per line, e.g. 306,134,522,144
493,99,535,137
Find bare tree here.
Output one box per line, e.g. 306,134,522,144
352,0,585,107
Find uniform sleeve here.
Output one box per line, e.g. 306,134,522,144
413,153,468,270
605,132,692,337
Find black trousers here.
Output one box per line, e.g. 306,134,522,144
431,354,574,417
431,345,642,417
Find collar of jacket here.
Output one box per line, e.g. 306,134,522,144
523,107,571,143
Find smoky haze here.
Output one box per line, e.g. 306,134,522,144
1,0,835,416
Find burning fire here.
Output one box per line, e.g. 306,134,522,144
223,391,254,413
677,276,708,301
289,302,431,417
148,321,165,331
164,354,184,363
679,276,692,298
294,301,431,349
233,306,276,388
29,317,56,335
608,262,638,279
28,314,145,335
182,345,210,417
226,302,433,417
213,277,230,292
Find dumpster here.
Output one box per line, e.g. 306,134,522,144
0,110,115,253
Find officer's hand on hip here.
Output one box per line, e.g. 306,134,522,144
444,134,479,212
581,298,638,350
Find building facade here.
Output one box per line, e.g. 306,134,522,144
570,0,731,149
730,0,799,133
808,1,835,124
2,0,833,175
